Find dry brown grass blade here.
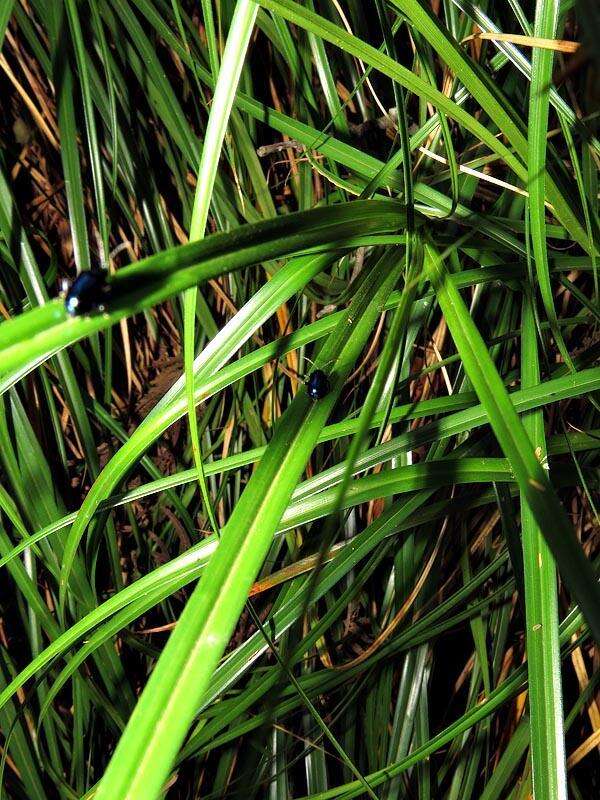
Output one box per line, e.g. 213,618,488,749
463,31,581,54
333,521,446,671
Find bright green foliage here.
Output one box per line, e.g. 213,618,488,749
0,1,597,799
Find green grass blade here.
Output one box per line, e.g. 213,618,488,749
424,241,600,643
92,226,401,800
520,292,566,800
183,0,258,548
527,0,571,365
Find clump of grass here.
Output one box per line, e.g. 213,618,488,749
0,1,598,799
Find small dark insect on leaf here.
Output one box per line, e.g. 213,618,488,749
64,270,111,317
306,369,330,401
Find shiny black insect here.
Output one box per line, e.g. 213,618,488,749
64,270,111,316
306,369,330,401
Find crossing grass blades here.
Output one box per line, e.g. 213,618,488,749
0,2,598,800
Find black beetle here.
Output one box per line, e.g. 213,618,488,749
64,270,111,316
306,369,330,401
